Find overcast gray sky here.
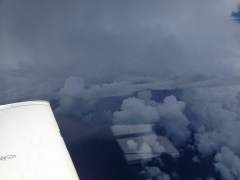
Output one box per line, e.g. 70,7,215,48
0,0,240,103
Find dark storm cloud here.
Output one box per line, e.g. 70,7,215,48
0,0,240,104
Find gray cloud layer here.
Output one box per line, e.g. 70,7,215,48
0,0,240,104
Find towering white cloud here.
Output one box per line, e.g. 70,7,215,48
113,91,190,144
180,86,240,180
182,87,240,155
113,97,159,124
214,147,240,180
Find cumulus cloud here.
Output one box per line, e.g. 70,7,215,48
182,87,240,155
157,96,190,144
214,147,240,180
126,139,138,151
178,86,240,180
113,91,190,144
140,166,171,180
113,97,159,124
126,135,167,155
55,77,166,118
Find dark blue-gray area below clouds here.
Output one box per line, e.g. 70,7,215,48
232,6,240,23
54,87,240,180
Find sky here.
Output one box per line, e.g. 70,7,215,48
1,0,240,103
1,0,240,180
